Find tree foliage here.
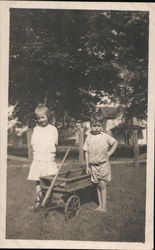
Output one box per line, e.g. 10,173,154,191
9,9,149,126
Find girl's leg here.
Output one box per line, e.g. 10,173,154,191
34,181,41,209
99,180,107,212
94,183,102,210
36,181,41,200
29,181,41,210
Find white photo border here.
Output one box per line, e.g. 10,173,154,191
0,1,154,249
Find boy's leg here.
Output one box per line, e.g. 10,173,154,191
107,182,110,200
94,183,102,210
98,180,107,212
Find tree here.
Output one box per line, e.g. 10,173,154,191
9,9,149,126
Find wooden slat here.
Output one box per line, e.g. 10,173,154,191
41,174,91,193
65,178,92,192
40,169,86,183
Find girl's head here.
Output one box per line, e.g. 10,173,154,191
34,104,49,127
90,112,104,135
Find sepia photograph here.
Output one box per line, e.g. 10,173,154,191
0,1,154,249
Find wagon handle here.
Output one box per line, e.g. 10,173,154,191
41,146,71,207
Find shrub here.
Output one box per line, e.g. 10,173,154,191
113,145,134,158
7,143,147,159
113,144,147,158
7,145,28,158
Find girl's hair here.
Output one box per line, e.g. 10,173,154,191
34,104,56,125
34,104,49,117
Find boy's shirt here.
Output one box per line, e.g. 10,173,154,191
83,132,117,165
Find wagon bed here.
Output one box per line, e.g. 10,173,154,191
39,168,92,220
40,168,92,192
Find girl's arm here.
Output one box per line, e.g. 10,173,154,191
53,126,58,145
31,127,36,149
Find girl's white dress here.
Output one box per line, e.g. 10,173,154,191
28,124,58,181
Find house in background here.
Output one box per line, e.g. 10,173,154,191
111,123,146,146
99,106,123,132
99,106,147,146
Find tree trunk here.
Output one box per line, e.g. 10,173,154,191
132,129,139,167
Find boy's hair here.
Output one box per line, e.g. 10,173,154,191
90,112,104,124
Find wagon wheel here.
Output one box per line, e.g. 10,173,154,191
65,195,81,221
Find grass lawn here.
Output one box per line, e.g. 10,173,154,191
6,159,146,242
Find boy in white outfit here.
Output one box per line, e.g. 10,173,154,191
83,113,118,212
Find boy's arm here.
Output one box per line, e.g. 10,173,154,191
84,151,90,174
83,135,90,174
107,140,118,158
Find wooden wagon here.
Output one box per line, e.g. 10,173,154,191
38,168,92,220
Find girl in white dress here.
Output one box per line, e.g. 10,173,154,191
28,105,58,209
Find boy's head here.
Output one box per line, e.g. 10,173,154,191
90,112,104,135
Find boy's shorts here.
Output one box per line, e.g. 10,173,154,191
90,161,111,184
